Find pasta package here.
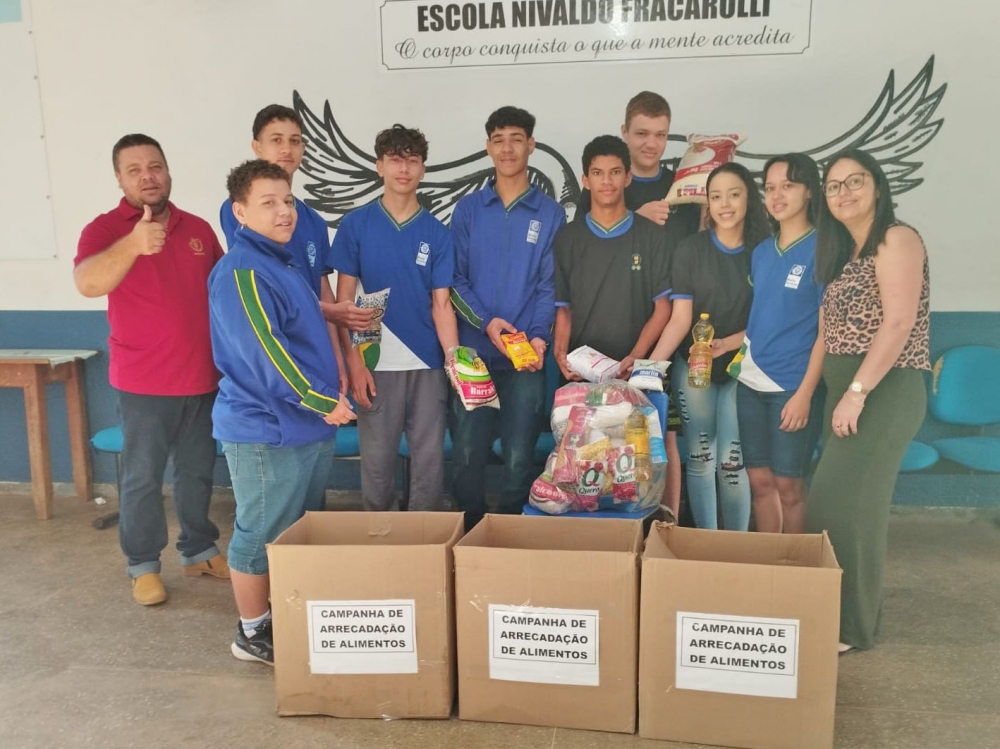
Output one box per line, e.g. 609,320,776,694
665,134,747,205
349,287,390,347
446,346,500,411
501,332,540,370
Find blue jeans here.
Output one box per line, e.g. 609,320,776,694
451,368,545,531
223,438,335,576
673,359,751,531
117,390,221,578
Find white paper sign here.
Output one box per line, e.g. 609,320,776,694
489,604,599,686
675,612,799,699
379,0,814,70
307,599,418,675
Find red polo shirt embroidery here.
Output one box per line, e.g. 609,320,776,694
76,198,224,396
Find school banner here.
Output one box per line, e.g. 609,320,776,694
379,0,813,69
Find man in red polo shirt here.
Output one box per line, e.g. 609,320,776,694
74,134,229,606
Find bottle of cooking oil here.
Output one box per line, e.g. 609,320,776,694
625,407,652,482
688,313,715,389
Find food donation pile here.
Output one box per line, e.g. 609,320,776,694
530,381,667,515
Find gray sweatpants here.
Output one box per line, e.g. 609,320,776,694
357,369,448,511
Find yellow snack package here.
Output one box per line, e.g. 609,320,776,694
501,332,540,370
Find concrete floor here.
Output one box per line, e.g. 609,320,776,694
1,492,998,749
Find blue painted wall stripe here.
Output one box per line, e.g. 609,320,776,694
1,310,998,505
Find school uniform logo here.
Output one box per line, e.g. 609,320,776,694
785,264,806,289
189,238,204,255
416,241,430,266
631,253,642,271
526,220,541,244
306,241,317,267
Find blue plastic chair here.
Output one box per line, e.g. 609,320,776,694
398,430,453,460
334,425,360,457
91,426,125,499
89,427,225,529
899,441,940,472
928,346,1000,473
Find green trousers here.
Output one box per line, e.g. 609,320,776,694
805,354,926,649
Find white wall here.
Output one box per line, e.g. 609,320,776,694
2,0,997,310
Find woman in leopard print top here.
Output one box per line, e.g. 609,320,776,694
822,238,931,369
805,149,931,653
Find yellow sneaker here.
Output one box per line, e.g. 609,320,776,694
132,573,167,606
183,554,231,580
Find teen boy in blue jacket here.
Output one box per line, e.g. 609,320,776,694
450,106,565,530
209,160,356,666
218,104,373,399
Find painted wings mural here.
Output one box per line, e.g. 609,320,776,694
295,56,945,227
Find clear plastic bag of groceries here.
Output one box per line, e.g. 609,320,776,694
529,381,667,515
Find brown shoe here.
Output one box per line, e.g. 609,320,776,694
183,554,231,580
132,573,167,606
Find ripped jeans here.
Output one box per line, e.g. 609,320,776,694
673,359,751,531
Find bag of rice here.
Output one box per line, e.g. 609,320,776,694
665,134,747,205
349,288,390,347
446,346,500,410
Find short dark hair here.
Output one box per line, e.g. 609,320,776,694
624,92,672,129
762,153,823,228
252,104,304,141
485,106,536,138
226,159,291,204
815,149,896,284
582,135,631,175
374,124,428,162
112,134,166,172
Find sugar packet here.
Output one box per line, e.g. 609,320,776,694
567,345,619,383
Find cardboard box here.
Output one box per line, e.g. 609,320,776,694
639,523,842,749
454,514,642,734
267,511,463,719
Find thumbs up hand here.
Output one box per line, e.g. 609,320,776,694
132,204,166,256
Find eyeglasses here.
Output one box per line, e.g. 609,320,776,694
824,172,869,197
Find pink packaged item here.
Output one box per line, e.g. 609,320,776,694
573,460,606,511
610,445,638,503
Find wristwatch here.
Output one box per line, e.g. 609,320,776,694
849,381,870,396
